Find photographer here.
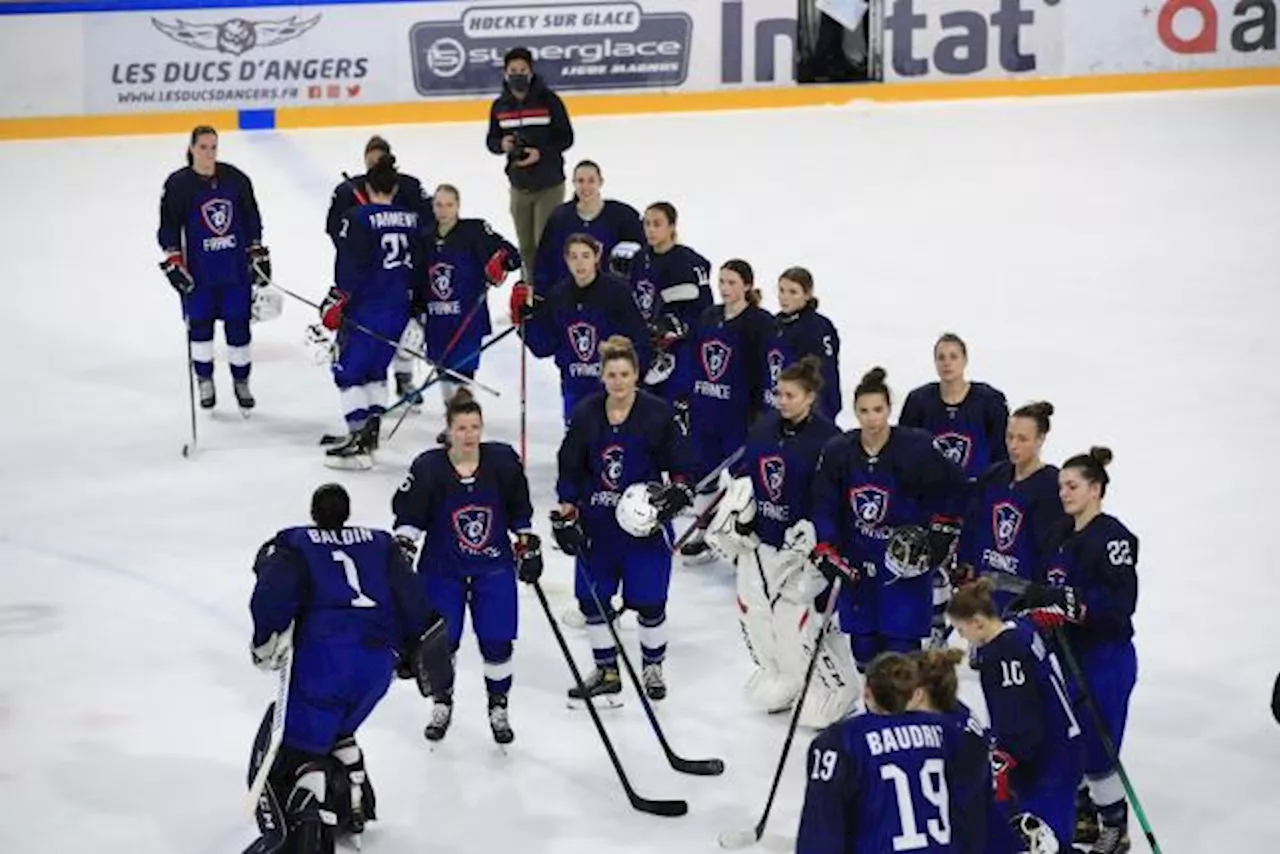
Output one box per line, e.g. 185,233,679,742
486,47,575,282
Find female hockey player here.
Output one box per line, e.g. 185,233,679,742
947,577,1084,850
811,368,968,670
956,401,1066,612
320,156,423,469
247,483,452,853
795,652,957,854
763,267,842,420
418,184,521,402
552,336,695,703
390,388,541,745
532,160,644,297
324,136,433,405
1015,447,1140,854
158,124,270,412
515,233,651,424
674,259,774,564
629,202,713,403
701,356,857,726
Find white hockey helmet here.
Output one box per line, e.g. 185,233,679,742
616,482,662,538
252,284,283,323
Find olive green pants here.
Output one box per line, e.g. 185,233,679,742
509,182,565,284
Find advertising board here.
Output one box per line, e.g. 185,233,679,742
880,0,1065,81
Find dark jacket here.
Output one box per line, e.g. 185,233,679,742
486,74,574,192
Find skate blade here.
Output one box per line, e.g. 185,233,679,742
566,694,623,711
324,455,373,471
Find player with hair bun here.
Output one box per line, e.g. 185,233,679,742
514,233,652,424
811,367,968,670
703,356,857,726
1015,447,1140,854
763,267,842,420
956,401,1067,613
552,335,695,703
158,124,270,412
390,387,540,746
948,577,1083,852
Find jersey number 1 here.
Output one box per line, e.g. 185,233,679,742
881,760,951,851
332,549,377,608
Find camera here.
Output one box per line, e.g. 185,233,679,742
507,133,530,163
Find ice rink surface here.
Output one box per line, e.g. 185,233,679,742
2,85,1279,853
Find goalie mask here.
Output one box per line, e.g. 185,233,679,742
1009,812,1060,854
616,481,662,538
884,525,932,580
251,283,283,323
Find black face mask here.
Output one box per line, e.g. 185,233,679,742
507,73,531,94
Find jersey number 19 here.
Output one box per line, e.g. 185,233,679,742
881,759,950,851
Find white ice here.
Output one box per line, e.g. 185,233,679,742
2,86,1279,854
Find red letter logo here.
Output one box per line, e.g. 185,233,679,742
1158,0,1217,54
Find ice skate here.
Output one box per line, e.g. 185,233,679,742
1090,824,1130,854
642,662,667,701
395,372,423,413
560,606,587,629
679,538,716,566
197,376,216,409
1075,791,1100,846
488,694,514,746
567,666,623,709
324,422,375,471
233,378,255,414
423,697,453,742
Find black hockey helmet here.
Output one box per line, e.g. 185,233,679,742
311,483,351,529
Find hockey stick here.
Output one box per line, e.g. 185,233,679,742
1053,628,1163,854
575,562,725,776
531,580,688,817
181,312,198,458
519,315,528,463
669,445,747,554
385,290,491,440
718,577,844,849
256,262,500,396
246,624,294,816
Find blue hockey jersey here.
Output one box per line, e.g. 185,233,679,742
533,198,644,296
683,302,773,433
522,272,652,416
326,171,431,248
959,462,1066,609
764,303,842,420
335,202,422,318
947,701,997,854
157,162,263,288
391,442,533,575
556,390,695,540
1040,513,1139,652
797,709,959,854
899,381,1010,479
419,218,518,359
632,243,713,400
735,410,840,549
250,526,433,656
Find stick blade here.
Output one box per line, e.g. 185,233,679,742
673,757,726,776
634,797,688,817
718,827,761,849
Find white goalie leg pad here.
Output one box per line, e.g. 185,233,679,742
737,546,788,709
798,616,862,729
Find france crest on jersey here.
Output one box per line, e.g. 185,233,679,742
702,339,731,383
600,444,625,491
850,484,891,530
568,321,598,365
633,275,658,320
992,501,1024,552
452,505,498,558
760,455,786,502
430,262,454,300
933,432,973,470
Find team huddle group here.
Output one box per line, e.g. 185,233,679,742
157,126,1143,854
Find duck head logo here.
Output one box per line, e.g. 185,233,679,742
151,14,320,56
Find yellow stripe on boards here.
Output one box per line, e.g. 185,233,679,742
3,67,1279,141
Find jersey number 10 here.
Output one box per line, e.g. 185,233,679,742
332,549,378,608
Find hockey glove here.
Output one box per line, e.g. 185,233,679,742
249,243,271,286
484,247,520,285
673,398,690,437
550,507,588,557
813,543,858,586
991,748,1018,803
1011,583,1085,629
948,562,976,587
402,615,454,698
653,480,694,524
927,514,962,571
160,251,194,296
649,314,689,350
509,281,536,325
393,532,419,565
319,287,349,331
608,240,642,279
514,532,543,583
251,630,290,672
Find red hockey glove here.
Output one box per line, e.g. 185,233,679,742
992,749,1018,803
319,287,349,331
509,281,535,324
812,543,858,586
160,251,194,296
484,248,520,285
1012,584,1084,632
